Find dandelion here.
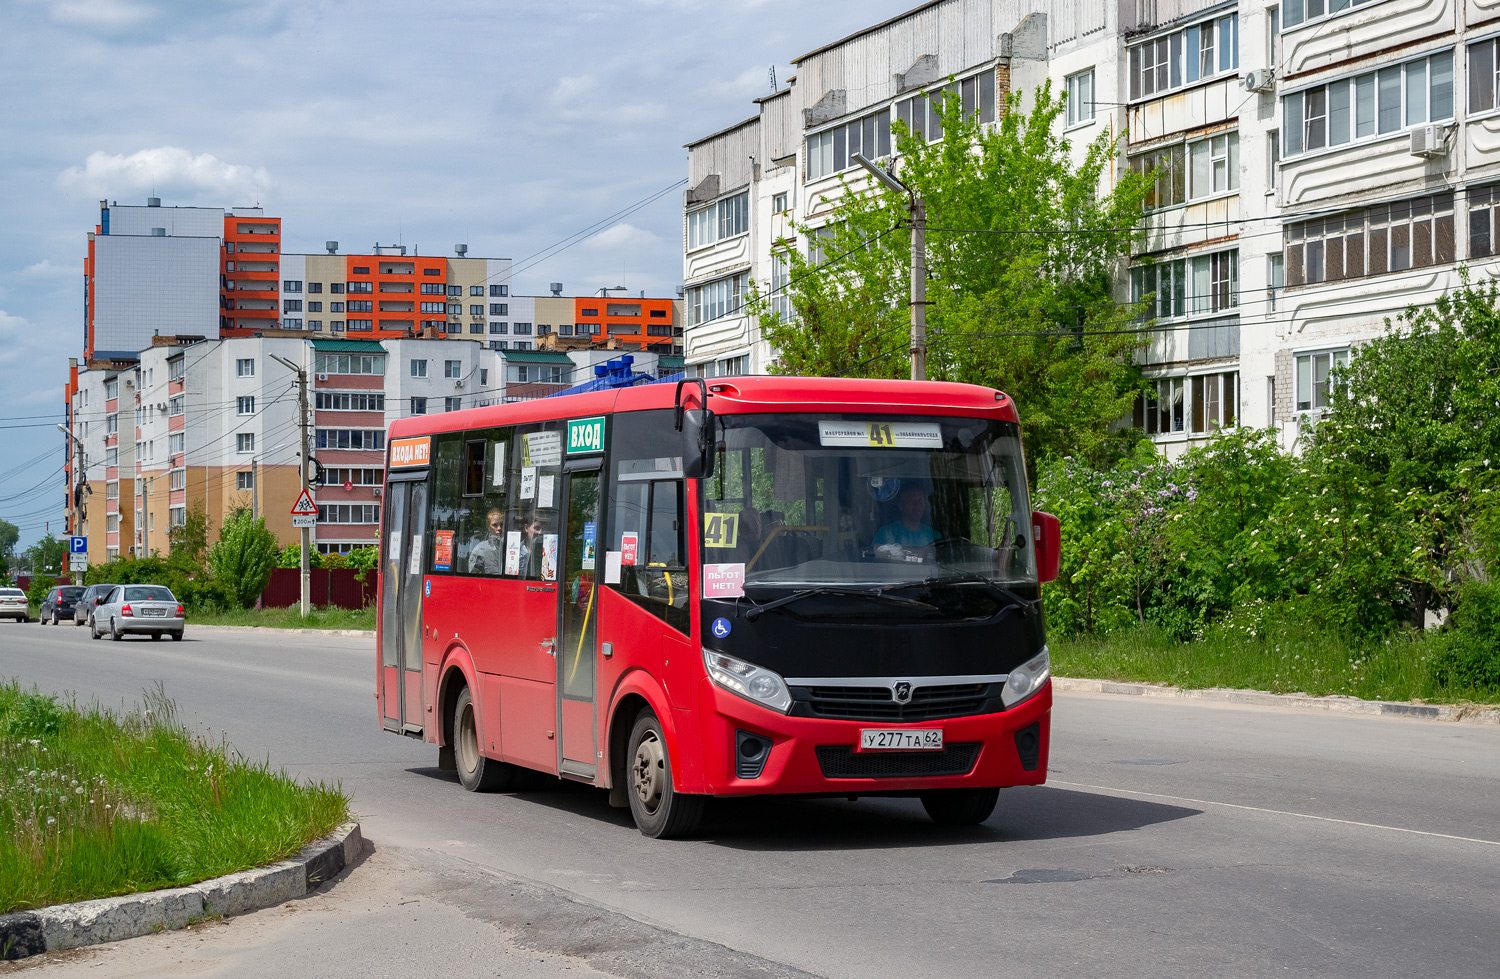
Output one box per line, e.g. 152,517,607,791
46,816,56,826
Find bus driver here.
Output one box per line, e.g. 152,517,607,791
874,484,937,559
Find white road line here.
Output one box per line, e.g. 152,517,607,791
1050,779,1500,848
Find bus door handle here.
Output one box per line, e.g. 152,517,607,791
540,637,556,657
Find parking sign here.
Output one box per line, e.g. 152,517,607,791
69,536,87,554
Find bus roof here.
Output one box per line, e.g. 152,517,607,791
388,375,1018,442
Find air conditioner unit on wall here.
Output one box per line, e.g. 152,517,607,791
316,373,328,381
1411,125,1450,158
1241,68,1276,93
372,486,382,497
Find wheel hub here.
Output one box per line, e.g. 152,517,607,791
632,732,665,813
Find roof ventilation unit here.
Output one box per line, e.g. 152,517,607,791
455,244,468,256
146,197,161,207
550,282,563,296
325,241,338,254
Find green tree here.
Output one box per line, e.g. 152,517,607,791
167,501,211,570
0,519,19,571
752,81,1152,470
207,512,280,608
22,535,67,578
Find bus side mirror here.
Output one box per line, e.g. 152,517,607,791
1032,510,1060,584
681,408,716,479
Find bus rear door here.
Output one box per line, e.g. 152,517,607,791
556,461,602,779
381,474,428,736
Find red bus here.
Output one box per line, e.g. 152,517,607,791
376,376,1060,837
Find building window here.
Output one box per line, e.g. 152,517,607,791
237,471,254,491
411,397,427,415
169,470,186,491
470,285,484,296
168,358,185,381
314,429,385,449
1471,39,1500,113
513,323,533,335
346,319,373,331
1189,132,1239,198
308,320,323,331
647,324,674,336
236,358,255,377
346,300,373,313
1267,253,1284,311
893,70,997,145
772,192,789,213
469,322,483,334
1130,249,1238,319
581,308,598,317
237,433,255,453
512,341,531,351
1131,144,1186,211
410,360,427,378
490,340,508,350
687,191,751,249
1285,192,1454,285
537,324,552,336
446,303,462,316
447,286,462,297
1133,372,1237,435
687,272,749,326
314,353,386,375
316,504,381,524
490,284,508,296
421,283,444,295
1284,0,1385,30
423,267,442,276
346,281,373,293
420,301,444,313
470,304,484,317
490,322,508,334
330,302,345,312
445,360,461,378
1066,69,1095,127
490,303,508,315
329,283,345,294
1295,350,1350,412
105,378,119,399
168,395,184,415
352,266,369,274
1129,12,1238,101
330,320,346,331
238,396,255,415
444,396,462,412
315,392,385,410
283,280,302,293
479,368,488,386
1283,52,1453,156
307,301,322,312
282,318,303,329
307,282,322,294
1131,260,1187,320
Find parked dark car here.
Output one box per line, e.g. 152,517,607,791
39,585,85,625
73,583,118,628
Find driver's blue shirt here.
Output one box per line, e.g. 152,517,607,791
874,522,937,548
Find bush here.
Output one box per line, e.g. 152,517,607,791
24,575,55,610
208,513,280,608
1428,580,1500,691
276,543,322,569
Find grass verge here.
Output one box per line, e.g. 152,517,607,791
0,680,349,914
186,605,375,631
1050,620,1500,707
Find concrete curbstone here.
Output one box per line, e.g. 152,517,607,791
4,821,361,961
1053,677,1500,725
189,625,373,637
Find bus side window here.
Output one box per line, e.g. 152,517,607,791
430,436,468,574
648,480,683,567
463,428,512,577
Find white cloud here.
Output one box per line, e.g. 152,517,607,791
19,260,70,279
23,0,156,28
585,223,662,251
56,147,271,201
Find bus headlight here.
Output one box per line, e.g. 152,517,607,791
703,649,793,714
1001,648,1050,709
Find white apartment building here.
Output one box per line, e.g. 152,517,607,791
66,359,137,562
685,0,1500,455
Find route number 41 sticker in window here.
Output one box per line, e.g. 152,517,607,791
702,512,739,548
818,421,942,448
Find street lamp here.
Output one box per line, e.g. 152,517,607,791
851,153,927,381
57,423,88,532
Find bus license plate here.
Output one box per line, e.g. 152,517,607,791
859,729,943,751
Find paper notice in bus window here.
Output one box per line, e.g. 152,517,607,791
621,532,639,565
520,466,537,500
526,430,563,467
504,531,521,576
703,563,745,598
582,521,597,570
604,550,622,584
702,512,739,548
818,420,942,448
408,535,423,575
492,441,506,487
433,530,453,572
541,534,559,581
538,474,555,509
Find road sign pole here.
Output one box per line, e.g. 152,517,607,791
273,354,313,618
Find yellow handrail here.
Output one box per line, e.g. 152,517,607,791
747,525,829,572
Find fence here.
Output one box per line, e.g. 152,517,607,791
260,567,377,610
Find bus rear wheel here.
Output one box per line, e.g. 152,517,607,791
627,710,703,839
920,787,1000,826
453,687,515,792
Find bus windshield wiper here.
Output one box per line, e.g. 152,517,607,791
743,586,938,621
880,573,1038,619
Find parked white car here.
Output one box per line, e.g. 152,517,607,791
91,584,184,641
0,587,29,622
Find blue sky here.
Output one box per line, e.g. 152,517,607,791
0,0,916,548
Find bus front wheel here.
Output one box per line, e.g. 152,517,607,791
920,787,1000,826
627,710,703,839
453,687,516,792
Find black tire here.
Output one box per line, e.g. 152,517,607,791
110,618,123,642
150,632,162,640
453,687,515,792
171,631,184,642
73,615,84,627
626,709,704,839
91,619,102,640
920,787,1000,826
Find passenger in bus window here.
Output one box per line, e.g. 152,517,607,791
521,510,549,577
467,508,507,574
874,484,936,558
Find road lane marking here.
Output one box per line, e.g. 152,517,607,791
1051,779,1500,848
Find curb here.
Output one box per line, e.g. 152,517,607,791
188,624,373,637
0,821,361,961
1053,677,1500,726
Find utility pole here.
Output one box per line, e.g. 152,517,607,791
271,354,311,617
852,153,927,381
56,423,87,535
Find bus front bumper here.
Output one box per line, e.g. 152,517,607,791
691,678,1052,796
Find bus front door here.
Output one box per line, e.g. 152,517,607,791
556,464,601,779
380,477,427,736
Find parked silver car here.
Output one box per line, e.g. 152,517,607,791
0,587,28,622
73,583,118,628
91,584,185,641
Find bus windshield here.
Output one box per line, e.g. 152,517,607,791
702,414,1034,590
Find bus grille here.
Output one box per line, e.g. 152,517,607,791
801,683,989,722
815,743,981,779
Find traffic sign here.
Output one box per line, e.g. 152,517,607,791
69,536,87,554
290,489,318,515
291,513,316,529
69,555,88,571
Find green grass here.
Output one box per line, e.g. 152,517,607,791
186,605,375,631
1050,619,1500,707
0,680,349,914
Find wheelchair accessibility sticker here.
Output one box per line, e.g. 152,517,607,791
711,617,732,639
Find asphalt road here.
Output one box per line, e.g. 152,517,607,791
2,620,1498,979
